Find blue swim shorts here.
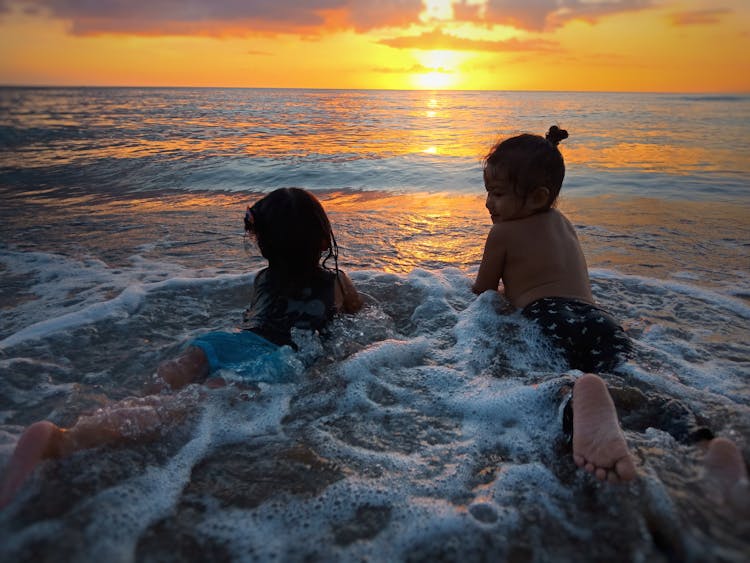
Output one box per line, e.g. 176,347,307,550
190,330,298,383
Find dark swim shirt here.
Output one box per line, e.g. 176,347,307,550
242,267,337,347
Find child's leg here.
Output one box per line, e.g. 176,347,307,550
154,345,209,390
0,421,68,507
572,373,636,483
703,437,749,515
0,394,193,508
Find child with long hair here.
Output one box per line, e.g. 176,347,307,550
0,187,362,506
157,187,361,389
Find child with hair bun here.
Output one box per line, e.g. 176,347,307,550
0,188,362,506
473,127,750,494
473,125,631,373
473,126,636,483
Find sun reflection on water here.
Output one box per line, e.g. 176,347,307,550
320,191,488,273
4,185,748,289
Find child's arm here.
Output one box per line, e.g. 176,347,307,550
472,225,506,295
336,270,363,314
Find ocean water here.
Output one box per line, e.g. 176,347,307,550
0,87,749,562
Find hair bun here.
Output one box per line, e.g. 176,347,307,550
545,125,569,146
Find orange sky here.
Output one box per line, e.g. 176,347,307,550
0,0,748,92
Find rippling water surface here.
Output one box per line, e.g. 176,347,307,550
0,88,749,562
2,87,748,196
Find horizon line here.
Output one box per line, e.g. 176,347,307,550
0,84,748,96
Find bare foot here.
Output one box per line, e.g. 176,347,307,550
0,421,67,508
572,373,636,483
704,437,749,515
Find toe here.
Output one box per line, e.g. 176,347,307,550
615,457,636,482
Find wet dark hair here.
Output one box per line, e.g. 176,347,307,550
244,188,338,277
483,125,569,210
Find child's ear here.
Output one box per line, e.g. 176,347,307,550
531,187,550,209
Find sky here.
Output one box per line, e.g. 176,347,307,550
0,0,748,92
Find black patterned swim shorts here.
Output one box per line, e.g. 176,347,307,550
522,297,632,373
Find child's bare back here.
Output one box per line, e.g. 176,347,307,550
473,208,593,309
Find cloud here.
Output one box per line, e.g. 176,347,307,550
379,28,558,52
5,0,339,35
451,0,482,22
344,0,425,32
453,0,655,31
670,9,730,26
2,0,661,36
1,0,425,35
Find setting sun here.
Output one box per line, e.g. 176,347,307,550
412,49,464,89
0,0,747,92
415,71,451,89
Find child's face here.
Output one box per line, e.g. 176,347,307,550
483,168,533,223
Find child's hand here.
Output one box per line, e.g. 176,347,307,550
204,377,228,389
336,271,364,314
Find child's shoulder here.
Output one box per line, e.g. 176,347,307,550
489,210,576,245
534,207,567,221
492,208,565,231
526,208,574,230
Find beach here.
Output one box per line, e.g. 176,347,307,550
1,87,749,562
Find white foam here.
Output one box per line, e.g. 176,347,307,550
0,271,253,350
1,265,749,559
1,284,147,349
337,337,432,410
591,268,750,320
449,290,567,375
77,400,216,561
50,386,292,561
448,376,565,455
